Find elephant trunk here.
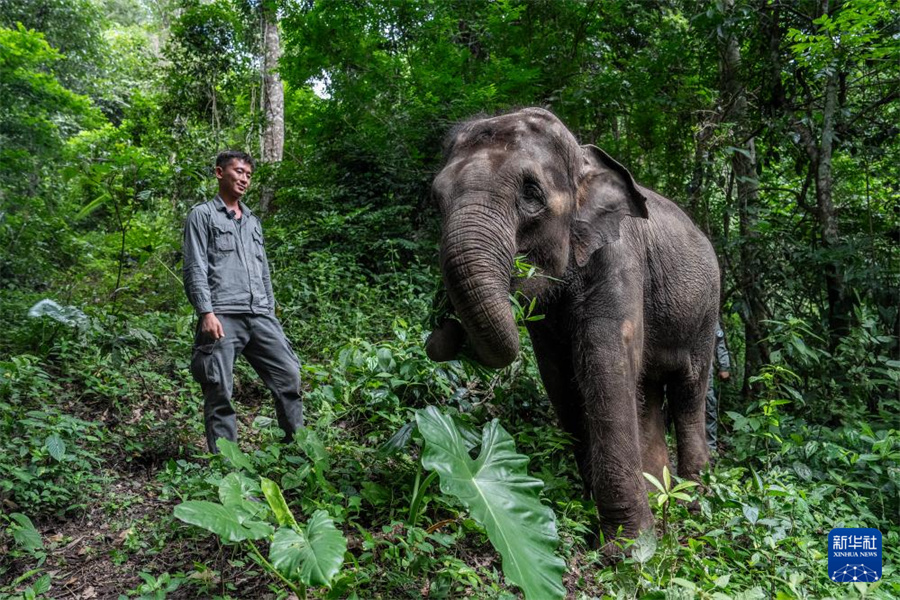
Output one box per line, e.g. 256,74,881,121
440,198,519,369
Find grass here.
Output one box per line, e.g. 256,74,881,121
1,258,898,599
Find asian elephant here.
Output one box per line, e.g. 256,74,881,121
425,108,719,545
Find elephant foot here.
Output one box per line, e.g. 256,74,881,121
683,497,702,515
597,539,627,566
594,514,655,565
596,532,653,566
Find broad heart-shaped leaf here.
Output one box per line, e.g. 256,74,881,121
219,472,259,506
415,406,566,600
261,477,297,527
269,511,347,587
174,501,273,543
218,473,267,520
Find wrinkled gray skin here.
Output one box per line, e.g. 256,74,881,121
426,108,719,544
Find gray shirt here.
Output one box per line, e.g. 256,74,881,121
182,196,275,315
714,324,731,371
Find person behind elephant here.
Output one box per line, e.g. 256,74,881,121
182,150,303,452
425,108,721,554
706,321,732,453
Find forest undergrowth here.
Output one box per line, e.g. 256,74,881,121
1,252,898,599
2,0,899,597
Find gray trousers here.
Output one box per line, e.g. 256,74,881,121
190,313,303,451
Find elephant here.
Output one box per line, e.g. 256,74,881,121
425,107,720,546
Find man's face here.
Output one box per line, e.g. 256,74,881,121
216,159,253,199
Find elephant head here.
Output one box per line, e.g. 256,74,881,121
427,108,648,368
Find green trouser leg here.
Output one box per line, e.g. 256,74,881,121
191,313,303,452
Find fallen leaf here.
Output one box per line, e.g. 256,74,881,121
114,528,132,545
80,586,97,599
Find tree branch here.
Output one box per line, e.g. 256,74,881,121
844,88,900,130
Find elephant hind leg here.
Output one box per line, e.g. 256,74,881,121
640,381,671,488
667,368,710,480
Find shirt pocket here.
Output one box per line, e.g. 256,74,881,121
252,225,265,259
213,224,235,253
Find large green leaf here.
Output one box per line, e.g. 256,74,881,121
174,501,273,542
45,434,65,462
216,438,256,473
415,406,566,600
261,477,297,527
219,472,258,506
10,513,42,552
293,428,330,473
218,472,267,519
269,510,347,587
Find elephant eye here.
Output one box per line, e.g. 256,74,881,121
519,177,545,215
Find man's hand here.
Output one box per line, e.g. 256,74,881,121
718,371,731,381
200,312,225,340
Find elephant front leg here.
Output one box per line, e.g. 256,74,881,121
529,323,593,498
576,333,653,541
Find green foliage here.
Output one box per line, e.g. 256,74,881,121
1,0,898,596
0,0,107,95
161,0,255,126
268,510,346,587
761,312,900,423
124,571,184,600
174,451,347,597
4,572,52,600
0,24,98,162
587,419,900,598
174,500,273,543
6,513,44,558
643,466,699,536
416,406,566,600
0,24,101,286
0,400,106,515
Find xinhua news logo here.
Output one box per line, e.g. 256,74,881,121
828,528,882,583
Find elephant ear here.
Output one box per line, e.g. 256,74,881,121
571,145,648,267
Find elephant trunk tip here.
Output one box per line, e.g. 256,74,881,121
475,348,518,369
425,319,466,362
471,331,519,369
425,318,520,369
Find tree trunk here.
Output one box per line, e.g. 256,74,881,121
259,3,284,213
734,140,769,401
816,69,854,344
686,121,713,232
718,0,768,400
786,0,855,346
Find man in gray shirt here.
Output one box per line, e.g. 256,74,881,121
706,322,731,453
183,150,303,451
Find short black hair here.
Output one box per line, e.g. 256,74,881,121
216,150,256,172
